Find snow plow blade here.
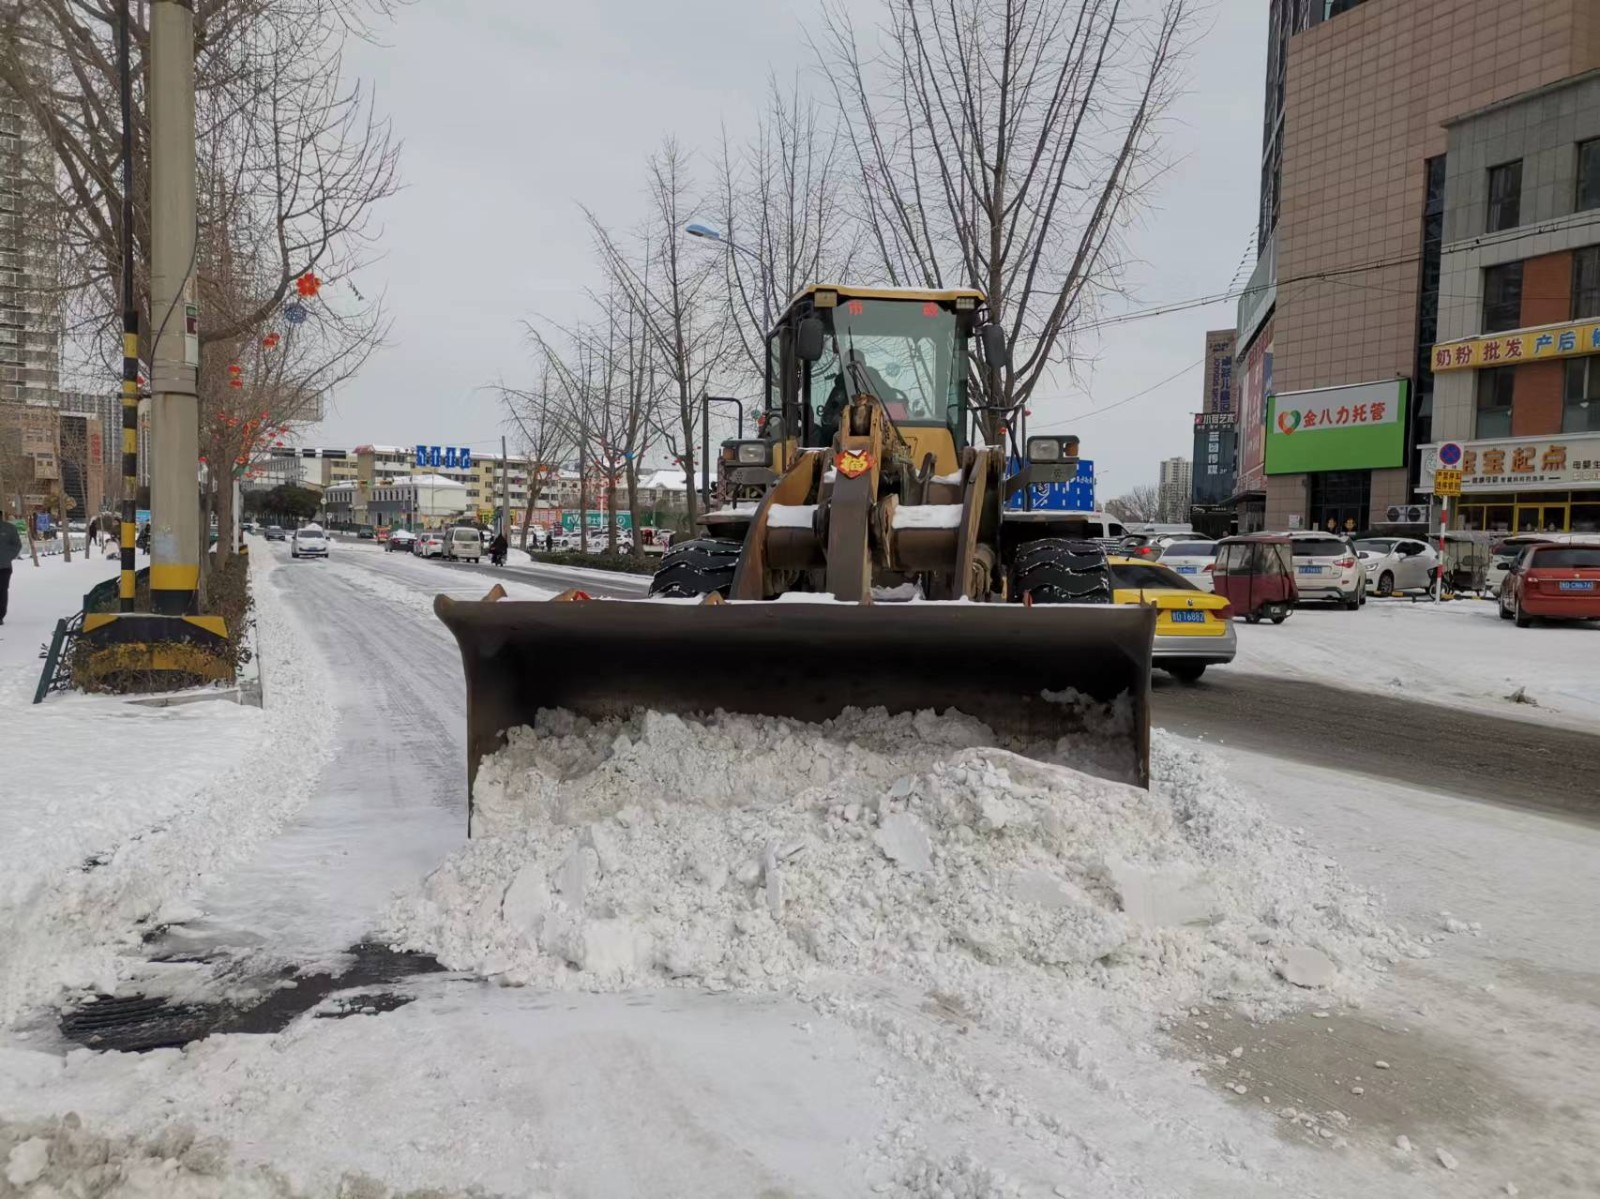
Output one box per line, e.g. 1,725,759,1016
436,596,1156,832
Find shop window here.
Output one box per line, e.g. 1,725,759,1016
1580,141,1600,214
1487,161,1522,233
1482,262,1523,333
1574,247,1600,320
1458,502,1513,532
1476,368,1514,437
1565,358,1600,433
1572,493,1600,533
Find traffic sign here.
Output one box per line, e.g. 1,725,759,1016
1433,468,1462,497
1436,441,1464,468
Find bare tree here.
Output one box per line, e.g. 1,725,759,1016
496,363,572,552
710,76,858,379
586,140,728,522
0,0,399,373
817,0,1191,440
1104,485,1160,523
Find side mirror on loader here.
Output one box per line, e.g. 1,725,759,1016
796,316,825,362
981,323,1010,370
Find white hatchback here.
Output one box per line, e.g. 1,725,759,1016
1154,540,1219,592
1286,532,1366,608
1356,537,1440,596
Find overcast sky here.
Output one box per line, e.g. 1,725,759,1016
313,0,1266,500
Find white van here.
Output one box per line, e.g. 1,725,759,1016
444,526,483,562
1002,509,1128,547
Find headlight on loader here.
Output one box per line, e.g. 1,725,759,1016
1027,435,1079,464
731,440,774,467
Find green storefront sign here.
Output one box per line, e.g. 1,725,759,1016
1265,379,1408,475
560,511,656,532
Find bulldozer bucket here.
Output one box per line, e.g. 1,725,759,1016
436,596,1156,833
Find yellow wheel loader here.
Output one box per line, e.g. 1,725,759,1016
437,286,1155,832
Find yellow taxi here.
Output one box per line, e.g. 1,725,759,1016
1104,556,1237,682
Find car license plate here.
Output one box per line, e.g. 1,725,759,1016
1176,565,1198,574
1296,565,1322,574
1559,580,1595,591
1170,610,1206,623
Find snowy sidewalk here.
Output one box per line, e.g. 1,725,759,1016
1231,595,1600,730
0,552,334,1024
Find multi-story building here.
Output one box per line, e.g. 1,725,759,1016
1232,0,1600,534
0,10,61,413
1157,457,1193,523
1423,72,1600,535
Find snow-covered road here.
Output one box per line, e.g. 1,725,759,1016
2,541,1596,1198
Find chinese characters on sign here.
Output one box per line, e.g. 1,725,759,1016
414,445,474,470
1430,319,1600,372
1203,331,1236,415
1432,468,1462,497
1428,437,1600,490
1274,396,1398,435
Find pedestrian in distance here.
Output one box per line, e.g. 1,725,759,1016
490,531,508,567
0,517,21,626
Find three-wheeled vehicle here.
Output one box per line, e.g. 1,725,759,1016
1212,533,1298,624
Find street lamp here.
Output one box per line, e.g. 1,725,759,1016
685,222,772,332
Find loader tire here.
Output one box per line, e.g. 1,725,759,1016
1010,538,1112,605
648,537,744,599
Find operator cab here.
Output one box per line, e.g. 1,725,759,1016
778,286,987,456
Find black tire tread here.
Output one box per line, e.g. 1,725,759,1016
648,537,744,598
1010,538,1112,605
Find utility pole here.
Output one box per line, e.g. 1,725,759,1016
116,0,138,610
500,435,509,536
147,0,200,615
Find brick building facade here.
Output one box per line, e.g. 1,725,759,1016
1234,0,1600,533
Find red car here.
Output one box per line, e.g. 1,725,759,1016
1499,543,1600,626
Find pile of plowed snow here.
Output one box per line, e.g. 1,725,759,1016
388,710,1414,1019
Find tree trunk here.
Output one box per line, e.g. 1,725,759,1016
519,487,536,552
215,473,236,568
626,465,641,559
578,469,589,553
680,385,697,523
605,472,618,554
59,494,73,562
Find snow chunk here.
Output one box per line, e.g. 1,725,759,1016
766,503,817,529
6,1137,49,1187
1278,946,1338,989
874,813,934,873
891,503,964,530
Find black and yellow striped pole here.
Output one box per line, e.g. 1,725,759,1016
117,0,138,612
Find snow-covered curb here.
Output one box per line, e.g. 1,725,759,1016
0,552,337,1025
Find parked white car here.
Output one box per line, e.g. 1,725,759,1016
419,531,446,558
444,526,484,561
290,525,328,560
1154,540,1219,591
1286,532,1366,608
1356,537,1440,596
